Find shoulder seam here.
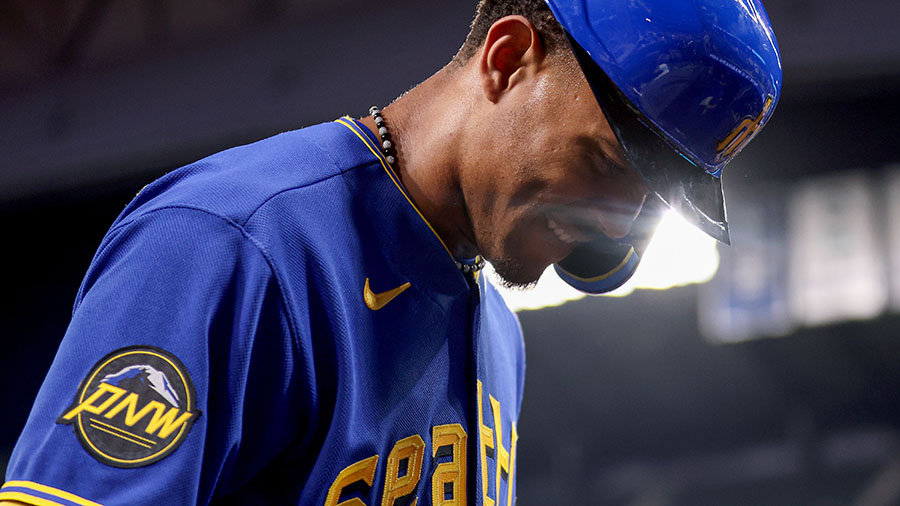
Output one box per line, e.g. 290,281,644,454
241,128,372,227
104,205,304,359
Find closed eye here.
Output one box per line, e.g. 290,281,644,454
576,135,630,178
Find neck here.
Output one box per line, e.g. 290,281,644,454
359,67,479,258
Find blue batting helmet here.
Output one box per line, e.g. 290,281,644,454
547,0,783,294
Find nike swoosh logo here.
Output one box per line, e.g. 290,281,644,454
364,278,411,311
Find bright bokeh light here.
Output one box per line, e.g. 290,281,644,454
487,210,720,311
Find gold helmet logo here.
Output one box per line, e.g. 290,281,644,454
716,95,775,162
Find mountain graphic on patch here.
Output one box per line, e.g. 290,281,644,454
101,364,181,408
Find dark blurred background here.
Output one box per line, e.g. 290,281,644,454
3,1,900,505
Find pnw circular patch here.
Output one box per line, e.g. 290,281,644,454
57,345,201,468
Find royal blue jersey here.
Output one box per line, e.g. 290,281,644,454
2,119,525,505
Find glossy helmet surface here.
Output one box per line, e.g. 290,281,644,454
546,0,783,293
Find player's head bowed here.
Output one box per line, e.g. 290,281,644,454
392,0,781,290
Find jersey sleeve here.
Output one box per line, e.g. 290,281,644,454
1,206,312,505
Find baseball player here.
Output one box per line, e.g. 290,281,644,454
1,0,781,504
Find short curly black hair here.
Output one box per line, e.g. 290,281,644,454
455,0,569,64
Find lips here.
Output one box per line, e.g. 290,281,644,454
547,215,580,245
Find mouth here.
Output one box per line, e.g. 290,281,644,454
546,215,582,245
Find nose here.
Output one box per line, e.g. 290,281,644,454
595,191,647,239
586,176,649,239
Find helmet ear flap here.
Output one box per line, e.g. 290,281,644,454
554,195,666,294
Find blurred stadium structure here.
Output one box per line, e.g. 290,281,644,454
3,1,900,504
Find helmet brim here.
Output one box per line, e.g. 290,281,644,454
554,194,666,294
567,34,731,245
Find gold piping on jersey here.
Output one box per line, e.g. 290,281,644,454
336,117,455,261
1,480,103,506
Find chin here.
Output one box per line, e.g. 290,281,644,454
480,233,549,289
486,255,546,290
480,213,573,289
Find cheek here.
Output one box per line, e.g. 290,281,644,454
474,152,553,220
498,209,572,265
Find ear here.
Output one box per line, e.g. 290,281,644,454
478,15,546,103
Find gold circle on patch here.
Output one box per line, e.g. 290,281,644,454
57,346,201,468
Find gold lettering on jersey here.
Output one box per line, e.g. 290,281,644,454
507,423,518,506
477,380,496,506
432,424,467,506
61,383,127,420
490,395,510,506
381,434,425,506
323,384,519,506
325,455,380,506
61,383,194,439
104,393,194,438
